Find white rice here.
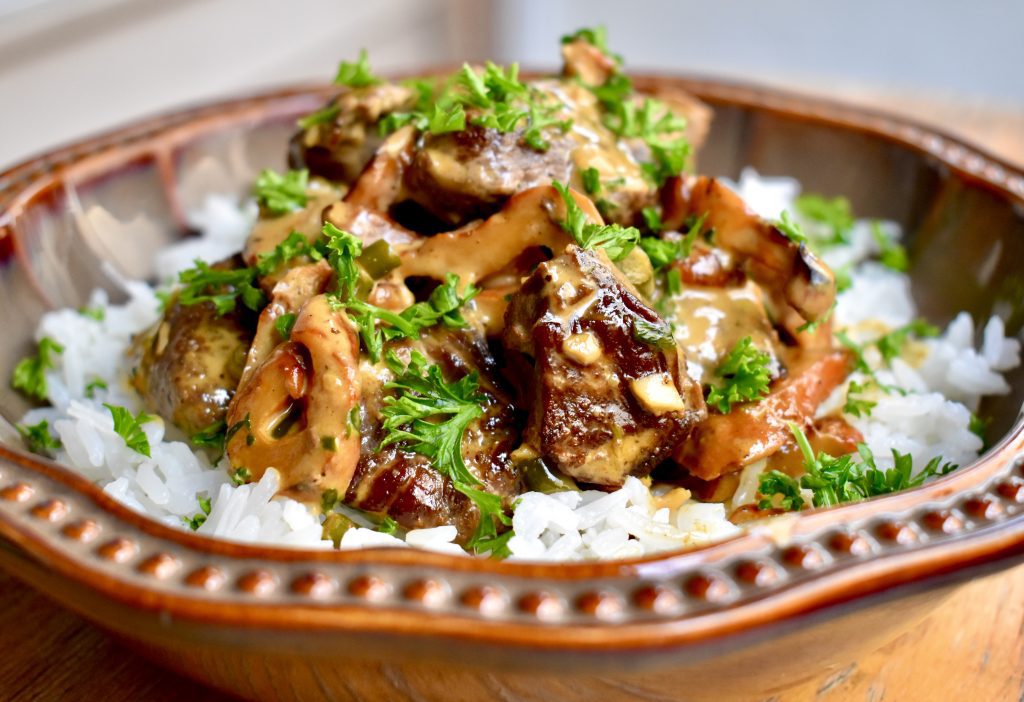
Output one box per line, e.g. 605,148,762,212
11,169,1021,559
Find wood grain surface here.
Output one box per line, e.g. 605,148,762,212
0,98,1021,702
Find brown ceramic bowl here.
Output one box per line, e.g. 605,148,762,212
1,75,1023,702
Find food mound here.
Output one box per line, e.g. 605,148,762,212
11,29,1017,559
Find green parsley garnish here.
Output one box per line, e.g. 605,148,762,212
560,25,621,65
638,212,707,271
16,419,61,455
191,420,227,451
794,193,854,246
378,516,401,535
185,495,212,531
875,319,938,362
795,302,836,334
230,467,252,486
177,262,264,315
322,222,363,297
641,206,663,234
871,221,909,272
296,104,340,130
104,404,154,457
665,267,683,296
582,167,602,195
776,210,808,244
705,336,772,413
342,273,479,362
380,350,509,552
321,488,340,513
758,424,957,510
843,380,877,418
85,378,107,398
333,49,382,88
79,305,105,321
253,169,309,216
552,180,639,261
11,337,64,401
275,313,297,341
969,412,990,449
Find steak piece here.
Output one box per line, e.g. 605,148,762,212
402,124,576,228
503,245,706,485
344,324,521,542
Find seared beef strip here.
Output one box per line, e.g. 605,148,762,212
504,245,706,485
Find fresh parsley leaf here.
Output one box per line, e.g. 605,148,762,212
297,104,340,130
582,167,602,195
560,26,620,64
85,378,107,398
665,267,683,295
380,350,509,549
552,180,639,261
470,528,515,558
16,419,61,455
705,336,772,413
230,467,252,486
843,380,877,418
275,313,297,341
969,412,991,449
795,302,835,334
757,471,805,511
642,206,663,234
834,265,853,293
874,318,938,363
795,193,854,246
427,102,467,133
11,337,64,401
321,222,363,297
177,261,264,315
191,420,227,451
184,494,212,531
321,488,340,513
871,221,909,272
776,210,808,244
104,404,154,457
521,103,572,151
333,49,382,88
632,318,675,349
253,169,308,216
79,305,105,321
761,424,958,510
377,516,400,535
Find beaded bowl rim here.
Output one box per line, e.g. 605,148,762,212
1,74,1023,652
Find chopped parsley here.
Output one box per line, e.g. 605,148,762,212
641,206,663,234
333,49,382,88
85,378,107,398
560,25,622,65
638,212,708,270
296,104,340,130
581,166,602,195
874,319,938,362
342,273,479,362
253,169,309,215
871,221,909,272
776,210,808,244
11,337,64,401
378,516,401,535
843,380,877,418
665,267,683,295
794,193,854,246
275,313,297,341
177,262,263,315
552,180,639,261
191,420,227,451
230,467,252,486
705,336,772,413
322,222,363,297
758,424,957,510
321,488,340,513
16,419,61,455
795,302,835,334
104,404,154,457
380,350,509,552
185,495,212,531
79,305,105,321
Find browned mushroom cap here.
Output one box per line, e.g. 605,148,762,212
397,183,601,288
664,175,837,335
226,294,361,503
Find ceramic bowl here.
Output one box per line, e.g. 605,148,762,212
1,75,1023,702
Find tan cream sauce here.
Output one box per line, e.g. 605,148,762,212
667,280,780,384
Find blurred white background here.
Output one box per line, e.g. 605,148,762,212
1,0,1021,166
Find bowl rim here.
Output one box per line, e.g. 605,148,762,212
1,73,1023,652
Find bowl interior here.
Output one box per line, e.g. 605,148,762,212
2,81,1023,472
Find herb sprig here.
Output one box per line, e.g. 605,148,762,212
705,336,773,413
253,169,309,215
552,180,639,261
104,404,155,458
16,419,61,455
11,337,64,401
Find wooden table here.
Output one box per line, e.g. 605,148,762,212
2,98,1022,702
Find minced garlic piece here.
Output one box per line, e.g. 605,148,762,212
630,373,686,414
562,331,602,365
